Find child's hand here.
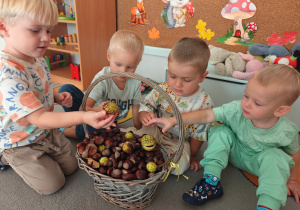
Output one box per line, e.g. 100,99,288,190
84,110,116,129
55,92,72,107
287,180,300,203
190,155,202,172
145,117,176,133
141,112,157,126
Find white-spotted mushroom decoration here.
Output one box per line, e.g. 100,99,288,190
221,0,257,38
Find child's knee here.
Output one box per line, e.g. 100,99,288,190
34,173,65,195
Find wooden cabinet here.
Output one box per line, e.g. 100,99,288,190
47,0,116,90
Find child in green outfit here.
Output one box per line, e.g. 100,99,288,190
146,64,300,210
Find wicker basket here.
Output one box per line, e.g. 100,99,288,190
76,72,184,209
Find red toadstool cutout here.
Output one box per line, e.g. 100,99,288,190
246,22,257,32
221,0,257,38
186,2,195,17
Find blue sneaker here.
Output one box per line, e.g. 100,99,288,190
182,178,223,206
0,156,8,172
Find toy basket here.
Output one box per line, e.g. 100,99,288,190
76,72,184,209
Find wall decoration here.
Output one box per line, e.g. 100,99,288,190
129,0,152,26
196,20,215,41
117,0,300,53
266,31,297,45
161,0,194,28
148,27,160,40
217,0,257,46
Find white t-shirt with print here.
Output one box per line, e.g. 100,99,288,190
0,52,54,151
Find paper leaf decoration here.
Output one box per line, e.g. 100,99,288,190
148,27,160,40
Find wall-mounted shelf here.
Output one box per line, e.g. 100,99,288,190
47,0,116,90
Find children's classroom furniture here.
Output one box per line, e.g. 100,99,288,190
47,0,116,90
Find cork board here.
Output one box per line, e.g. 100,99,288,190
117,0,300,53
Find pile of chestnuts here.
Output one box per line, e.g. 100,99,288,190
76,128,165,181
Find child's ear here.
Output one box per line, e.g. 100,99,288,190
106,50,110,62
199,71,209,83
0,20,9,37
274,105,291,117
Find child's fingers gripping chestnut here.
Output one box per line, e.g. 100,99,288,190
84,110,116,129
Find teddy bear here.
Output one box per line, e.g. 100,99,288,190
232,53,269,80
208,45,246,76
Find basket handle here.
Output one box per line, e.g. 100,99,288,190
81,72,184,167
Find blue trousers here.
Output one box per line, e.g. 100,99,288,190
58,84,104,140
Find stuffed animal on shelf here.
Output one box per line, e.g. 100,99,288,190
232,53,269,80
269,50,300,72
248,43,290,58
208,45,246,76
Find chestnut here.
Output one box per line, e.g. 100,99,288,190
88,143,98,156
99,166,107,174
122,174,136,181
111,169,122,179
83,138,90,145
123,160,133,170
92,153,101,161
135,170,147,180
107,167,113,176
101,148,111,157
78,145,85,155
76,142,84,148
145,151,154,158
131,165,138,173
94,135,104,146
138,162,146,170
117,160,123,169
122,169,132,175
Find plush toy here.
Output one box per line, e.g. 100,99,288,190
232,53,269,80
248,43,290,57
208,45,246,76
269,50,300,72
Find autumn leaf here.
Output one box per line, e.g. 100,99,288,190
148,27,160,40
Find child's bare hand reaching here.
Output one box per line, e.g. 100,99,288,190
287,180,300,203
140,112,157,126
55,92,73,108
145,117,176,133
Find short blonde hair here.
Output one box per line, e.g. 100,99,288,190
108,30,144,61
168,37,210,75
0,0,58,26
253,64,300,105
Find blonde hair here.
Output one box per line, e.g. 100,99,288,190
253,64,300,105
168,37,210,75
108,30,144,61
0,0,58,26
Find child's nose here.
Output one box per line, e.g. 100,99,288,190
175,79,183,87
41,32,50,42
